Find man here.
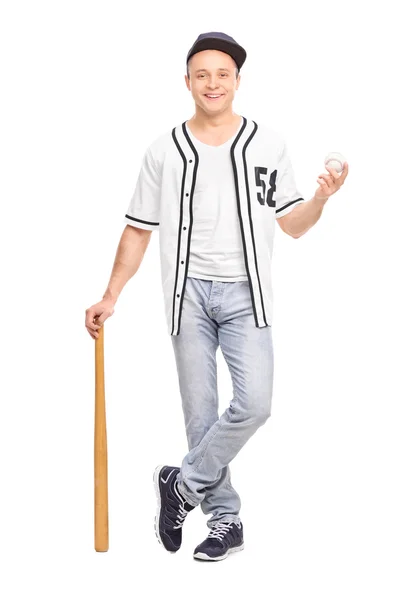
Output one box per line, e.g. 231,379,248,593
85,31,348,561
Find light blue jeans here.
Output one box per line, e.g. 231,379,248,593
172,277,274,528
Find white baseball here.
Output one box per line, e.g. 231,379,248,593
324,152,346,174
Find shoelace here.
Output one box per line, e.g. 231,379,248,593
172,479,190,530
208,521,235,541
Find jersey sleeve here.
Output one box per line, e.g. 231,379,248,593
123,145,161,231
274,141,305,219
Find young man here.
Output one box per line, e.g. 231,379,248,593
85,32,348,561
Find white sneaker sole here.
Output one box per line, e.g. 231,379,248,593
153,464,176,553
193,542,245,561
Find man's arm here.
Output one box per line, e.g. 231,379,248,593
277,195,328,239
102,224,152,302
277,162,349,238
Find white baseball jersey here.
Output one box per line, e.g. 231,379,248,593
124,116,305,336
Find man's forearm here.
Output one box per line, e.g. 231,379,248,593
285,195,329,238
103,225,151,303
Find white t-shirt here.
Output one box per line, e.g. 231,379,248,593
186,117,247,282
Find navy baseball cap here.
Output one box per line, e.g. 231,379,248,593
186,32,247,72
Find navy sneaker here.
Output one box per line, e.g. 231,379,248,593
153,464,196,552
193,520,244,561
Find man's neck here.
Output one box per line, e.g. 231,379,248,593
189,110,240,132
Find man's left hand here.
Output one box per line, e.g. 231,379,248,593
315,162,349,201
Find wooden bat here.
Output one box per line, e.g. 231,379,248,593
94,320,109,551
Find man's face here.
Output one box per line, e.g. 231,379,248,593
185,49,241,114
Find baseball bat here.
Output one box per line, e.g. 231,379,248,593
94,320,109,551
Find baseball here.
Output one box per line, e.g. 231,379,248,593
324,152,346,174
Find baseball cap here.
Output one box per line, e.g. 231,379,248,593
186,32,247,72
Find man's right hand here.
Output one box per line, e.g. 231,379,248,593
85,299,115,339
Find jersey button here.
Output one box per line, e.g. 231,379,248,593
177,294,180,297
181,261,184,264
189,159,193,163
186,193,189,196
183,227,187,230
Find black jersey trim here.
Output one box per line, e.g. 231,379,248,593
178,123,199,335
171,127,187,335
276,198,305,213
242,121,268,327
230,117,260,328
125,214,159,226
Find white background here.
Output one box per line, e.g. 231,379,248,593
1,0,399,598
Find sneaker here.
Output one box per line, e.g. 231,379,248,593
153,464,196,553
193,521,244,561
